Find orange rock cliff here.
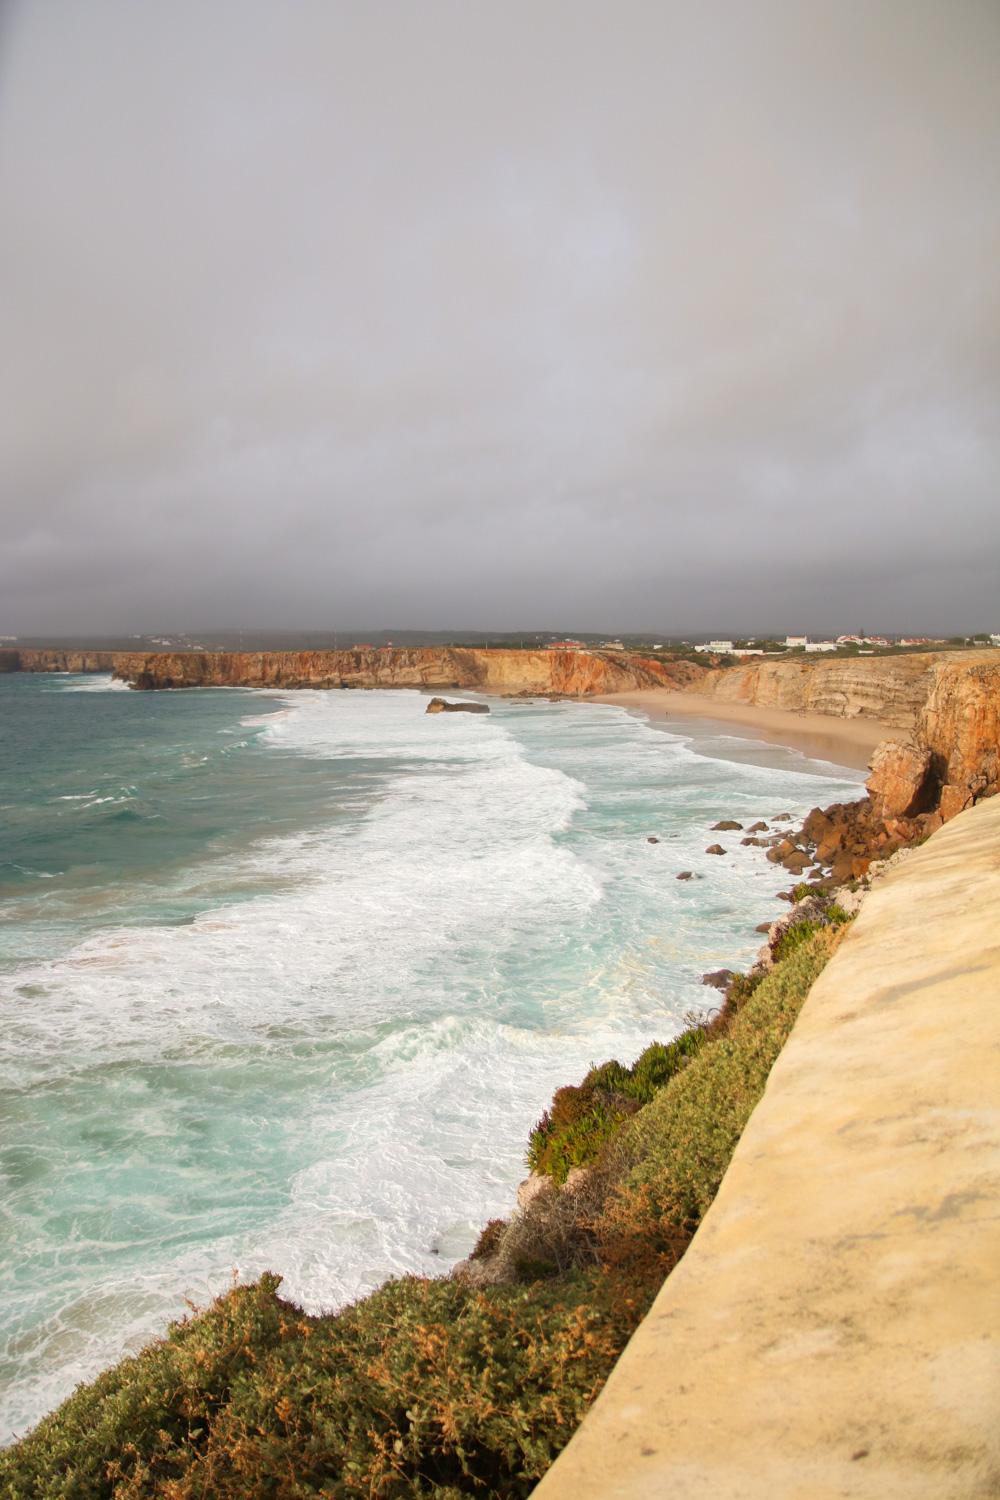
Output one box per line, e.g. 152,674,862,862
4,645,997,821
108,646,701,697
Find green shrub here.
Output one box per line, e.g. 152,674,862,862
0,1272,652,1500
597,927,843,1269
525,1031,704,1185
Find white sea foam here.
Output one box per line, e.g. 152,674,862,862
45,675,130,692
0,687,863,1440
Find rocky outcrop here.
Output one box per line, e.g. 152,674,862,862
425,697,489,714
865,740,934,819
915,655,1000,813
112,647,701,697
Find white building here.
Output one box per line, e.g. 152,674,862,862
804,642,837,652
785,635,807,648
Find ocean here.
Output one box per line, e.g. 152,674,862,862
0,674,863,1441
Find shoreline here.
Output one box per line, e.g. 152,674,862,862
592,690,886,772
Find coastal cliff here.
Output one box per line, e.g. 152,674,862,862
0,648,120,674
7,643,998,817
682,649,1000,816
684,650,944,728
109,646,701,696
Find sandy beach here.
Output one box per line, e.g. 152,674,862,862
593,691,886,772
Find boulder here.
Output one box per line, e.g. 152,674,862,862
747,821,769,833
711,820,743,831
702,969,735,989
516,1174,553,1212
676,870,694,880
426,697,490,714
451,1255,515,1288
939,784,973,822
705,844,727,855
647,836,660,843
865,739,934,819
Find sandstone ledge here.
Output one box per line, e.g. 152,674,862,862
534,795,1000,1500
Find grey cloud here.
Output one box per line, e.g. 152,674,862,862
0,0,997,634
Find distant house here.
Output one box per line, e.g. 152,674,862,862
804,642,837,652
549,639,585,650
785,635,807,648
601,641,625,650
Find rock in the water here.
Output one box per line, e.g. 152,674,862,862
676,870,694,880
647,836,660,843
425,697,490,714
702,969,735,988
705,844,726,855
711,820,744,831
747,821,769,833
865,739,934,819
772,813,792,822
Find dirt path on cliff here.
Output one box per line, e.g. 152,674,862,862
593,691,887,771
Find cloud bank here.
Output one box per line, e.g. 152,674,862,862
1,0,998,634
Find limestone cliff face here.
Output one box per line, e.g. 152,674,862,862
111,647,702,697
915,654,1000,815
684,653,942,729
0,648,121,673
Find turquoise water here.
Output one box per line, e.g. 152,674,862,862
0,675,862,1440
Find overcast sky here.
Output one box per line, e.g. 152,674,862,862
1,0,997,636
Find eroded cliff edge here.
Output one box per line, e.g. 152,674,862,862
108,645,701,697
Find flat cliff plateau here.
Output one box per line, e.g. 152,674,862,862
108,646,702,697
